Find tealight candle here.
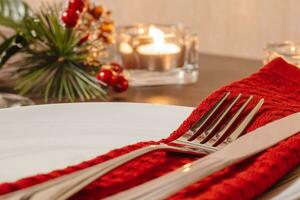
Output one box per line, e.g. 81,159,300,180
137,27,182,71
137,28,180,55
116,24,200,86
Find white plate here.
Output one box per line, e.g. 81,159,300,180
0,103,193,182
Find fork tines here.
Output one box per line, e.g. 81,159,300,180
188,92,264,147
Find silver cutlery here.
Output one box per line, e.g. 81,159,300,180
107,112,300,200
1,92,263,200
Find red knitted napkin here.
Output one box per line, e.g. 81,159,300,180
1,58,300,200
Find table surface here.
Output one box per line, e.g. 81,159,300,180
1,54,262,107
110,54,262,107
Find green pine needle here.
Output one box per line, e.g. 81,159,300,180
13,6,107,102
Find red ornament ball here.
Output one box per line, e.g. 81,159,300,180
69,0,86,12
61,9,80,28
97,69,117,86
113,75,129,93
111,63,123,73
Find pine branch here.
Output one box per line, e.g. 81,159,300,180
0,0,32,30
14,9,106,102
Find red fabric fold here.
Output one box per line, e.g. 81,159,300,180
1,57,300,200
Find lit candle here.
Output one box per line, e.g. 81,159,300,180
136,27,182,71
137,27,181,55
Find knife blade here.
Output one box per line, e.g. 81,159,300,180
107,112,300,200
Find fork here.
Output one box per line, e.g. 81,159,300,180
1,92,264,200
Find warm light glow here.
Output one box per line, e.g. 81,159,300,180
119,42,133,54
137,27,181,55
291,45,296,53
138,27,145,34
146,96,177,105
183,163,192,173
149,26,165,50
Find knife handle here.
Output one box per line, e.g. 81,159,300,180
106,156,229,200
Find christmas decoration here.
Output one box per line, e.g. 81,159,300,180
111,63,124,73
69,0,86,12
96,63,128,93
97,68,117,86
0,0,128,102
113,75,129,93
61,8,80,28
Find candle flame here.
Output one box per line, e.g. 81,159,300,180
138,27,145,34
136,26,180,55
149,27,165,49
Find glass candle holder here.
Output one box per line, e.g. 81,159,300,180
264,41,300,67
116,24,199,86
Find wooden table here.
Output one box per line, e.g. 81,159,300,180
1,54,262,107
110,54,262,107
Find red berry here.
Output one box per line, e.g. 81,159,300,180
111,63,123,73
110,74,118,85
96,69,117,86
89,6,104,19
78,33,90,45
61,9,80,28
113,75,129,93
69,0,86,12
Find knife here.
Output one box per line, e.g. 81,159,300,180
107,112,300,200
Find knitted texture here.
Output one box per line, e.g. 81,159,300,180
1,58,300,200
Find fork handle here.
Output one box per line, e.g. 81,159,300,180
2,143,196,200
40,144,169,200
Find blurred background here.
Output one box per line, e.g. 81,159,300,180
25,0,300,59
0,0,298,107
